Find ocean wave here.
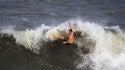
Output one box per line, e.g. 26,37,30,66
0,20,125,70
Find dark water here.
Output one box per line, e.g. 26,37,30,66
0,0,125,70
0,0,125,27
0,33,91,70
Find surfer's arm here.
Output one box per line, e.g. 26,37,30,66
69,22,74,32
69,22,72,29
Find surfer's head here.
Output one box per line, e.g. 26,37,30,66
69,29,73,32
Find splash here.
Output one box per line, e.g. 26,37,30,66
0,24,51,53
0,20,125,70
75,21,125,70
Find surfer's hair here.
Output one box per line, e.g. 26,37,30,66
69,29,73,32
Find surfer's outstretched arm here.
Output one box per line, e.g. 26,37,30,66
69,22,73,29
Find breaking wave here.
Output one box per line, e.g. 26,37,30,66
0,20,125,70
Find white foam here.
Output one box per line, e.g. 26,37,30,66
1,20,125,70
1,24,52,53
75,20,125,70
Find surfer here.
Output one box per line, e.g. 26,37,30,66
53,22,74,45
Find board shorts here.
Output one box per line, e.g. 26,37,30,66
63,37,68,41
62,37,72,45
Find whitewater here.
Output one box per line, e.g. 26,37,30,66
0,20,125,70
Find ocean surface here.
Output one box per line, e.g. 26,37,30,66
0,0,125,70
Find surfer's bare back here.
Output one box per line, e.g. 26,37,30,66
53,22,74,45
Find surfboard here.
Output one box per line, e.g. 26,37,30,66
44,29,61,40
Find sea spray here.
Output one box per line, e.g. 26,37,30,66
1,24,51,53
1,20,125,70
76,21,125,70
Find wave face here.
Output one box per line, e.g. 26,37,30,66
0,20,125,70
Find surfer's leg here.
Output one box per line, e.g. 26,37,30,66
64,42,70,45
63,41,70,45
